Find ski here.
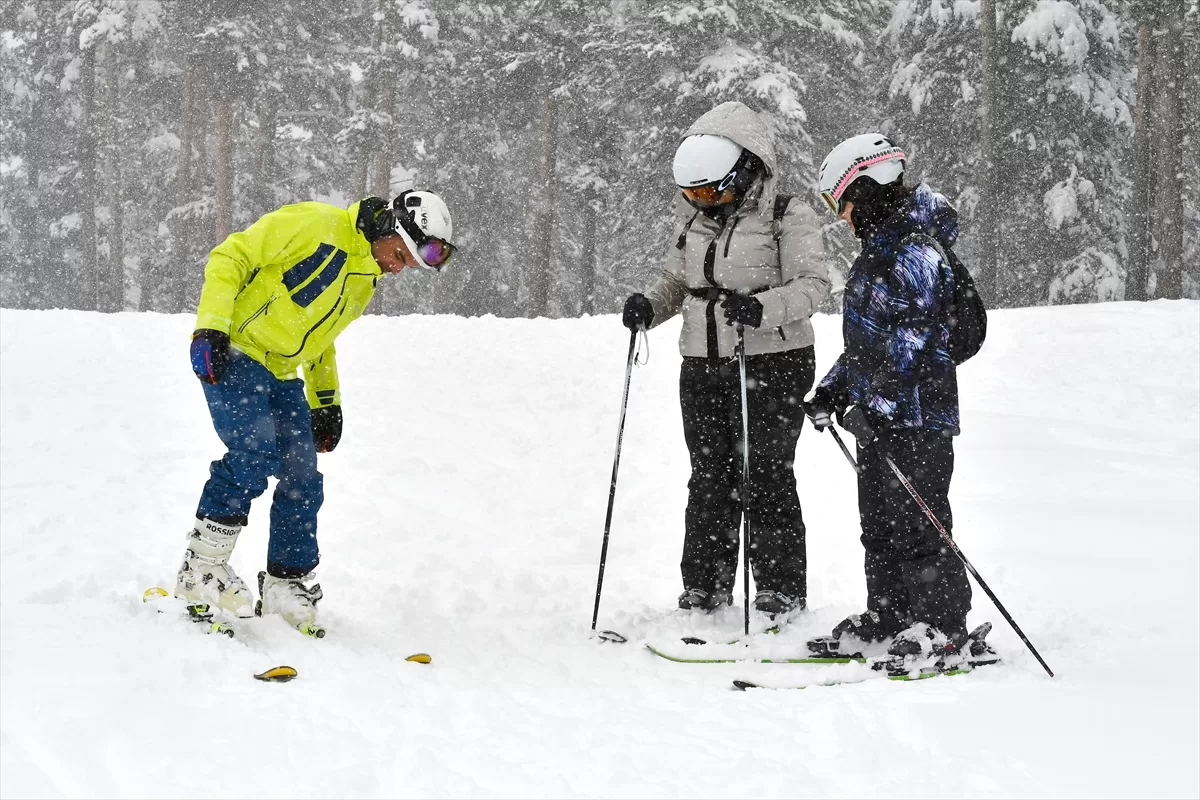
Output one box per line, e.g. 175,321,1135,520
678,606,808,646
680,622,785,647
645,643,864,664
143,587,238,638
732,655,999,690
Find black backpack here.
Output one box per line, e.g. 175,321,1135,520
904,233,987,365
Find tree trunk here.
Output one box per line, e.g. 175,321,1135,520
1127,23,1155,302
528,86,558,317
152,64,197,313
255,92,278,220
79,45,99,311
979,0,999,304
1152,6,1185,299
104,43,124,312
579,189,598,316
371,80,395,198
213,98,236,245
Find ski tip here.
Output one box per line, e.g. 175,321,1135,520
680,636,708,646
254,665,298,683
405,653,432,664
732,680,761,691
142,587,170,602
596,630,628,644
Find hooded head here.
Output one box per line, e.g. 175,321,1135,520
674,101,778,219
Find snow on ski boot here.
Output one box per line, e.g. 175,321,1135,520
887,622,968,660
257,570,325,638
753,591,805,619
677,588,733,612
174,517,255,618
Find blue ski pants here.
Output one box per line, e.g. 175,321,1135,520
195,352,323,574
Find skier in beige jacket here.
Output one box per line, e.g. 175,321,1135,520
622,101,830,617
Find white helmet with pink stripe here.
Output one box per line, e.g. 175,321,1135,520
818,134,906,214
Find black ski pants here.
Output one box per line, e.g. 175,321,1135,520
856,428,972,637
679,346,814,601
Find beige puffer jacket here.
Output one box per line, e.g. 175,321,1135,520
644,102,830,358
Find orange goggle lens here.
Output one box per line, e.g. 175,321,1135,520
682,184,735,207
821,190,839,213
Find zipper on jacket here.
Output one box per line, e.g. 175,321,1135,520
279,271,374,359
237,296,275,333
703,237,721,358
777,326,787,341
722,216,741,258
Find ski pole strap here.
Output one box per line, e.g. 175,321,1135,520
634,329,650,366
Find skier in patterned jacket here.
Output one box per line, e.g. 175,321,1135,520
177,191,456,636
622,101,831,617
804,133,973,660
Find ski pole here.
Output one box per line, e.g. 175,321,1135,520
591,330,639,633
827,426,859,472
736,323,752,636
880,453,1055,677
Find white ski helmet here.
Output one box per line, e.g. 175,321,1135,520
817,134,906,213
672,134,744,188
391,190,456,271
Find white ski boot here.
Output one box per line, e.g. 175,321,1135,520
174,518,255,618
257,571,325,638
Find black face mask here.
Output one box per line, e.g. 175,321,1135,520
844,178,907,238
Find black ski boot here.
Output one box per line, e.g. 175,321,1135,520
753,591,805,618
678,589,733,612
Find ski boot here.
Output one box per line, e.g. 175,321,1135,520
875,621,999,675
174,517,255,618
257,570,325,638
677,588,733,612
887,621,968,659
753,591,805,619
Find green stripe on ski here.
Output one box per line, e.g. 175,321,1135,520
645,644,865,664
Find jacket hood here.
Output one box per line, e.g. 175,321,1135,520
865,183,960,252
902,183,959,249
683,101,778,218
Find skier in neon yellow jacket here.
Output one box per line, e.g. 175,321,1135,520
178,192,457,636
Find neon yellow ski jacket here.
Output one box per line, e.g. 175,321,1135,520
194,200,382,409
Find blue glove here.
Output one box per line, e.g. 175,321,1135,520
190,329,231,384
721,292,763,328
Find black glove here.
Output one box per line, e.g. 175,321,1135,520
802,389,839,433
622,294,654,331
311,405,343,453
837,405,876,442
721,292,763,328
190,329,231,384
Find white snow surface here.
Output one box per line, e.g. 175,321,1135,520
1,302,1198,799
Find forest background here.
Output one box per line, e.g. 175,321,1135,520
1,0,1196,319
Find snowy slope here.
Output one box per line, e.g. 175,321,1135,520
1,301,1197,799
